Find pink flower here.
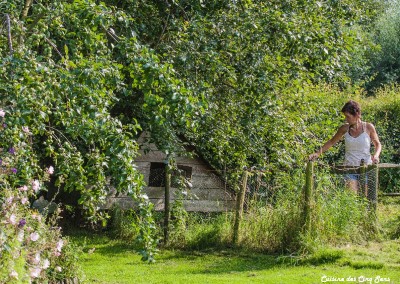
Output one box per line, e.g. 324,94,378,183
9,270,18,279
32,180,40,192
33,252,41,264
22,126,30,133
18,185,28,192
42,259,50,269
32,213,42,222
0,109,5,117
56,239,64,252
6,196,13,204
30,232,39,242
29,267,41,278
47,166,54,175
9,214,17,225
17,229,24,242
21,197,28,205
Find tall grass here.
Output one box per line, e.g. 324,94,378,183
302,168,376,250
107,170,378,255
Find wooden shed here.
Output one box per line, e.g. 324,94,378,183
105,133,236,212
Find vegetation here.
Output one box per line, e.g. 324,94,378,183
1,0,400,281
0,121,82,283
71,225,400,284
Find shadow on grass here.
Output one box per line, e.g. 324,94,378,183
66,227,139,255
68,229,387,276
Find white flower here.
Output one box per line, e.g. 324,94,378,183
47,166,54,174
139,194,149,200
30,232,39,242
32,180,40,193
30,267,41,278
0,109,5,117
55,266,62,272
9,270,18,279
56,239,64,252
42,259,50,269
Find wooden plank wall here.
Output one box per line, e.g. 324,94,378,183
104,133,236,212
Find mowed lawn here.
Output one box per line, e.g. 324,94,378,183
72,234,400,284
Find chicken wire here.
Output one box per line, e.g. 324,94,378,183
317,163,379,206
147,166,234,202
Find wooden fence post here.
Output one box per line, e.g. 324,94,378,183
164,163,171,244
232,170,249,245
303,161,314,232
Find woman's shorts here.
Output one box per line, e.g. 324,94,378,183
344,174,368,185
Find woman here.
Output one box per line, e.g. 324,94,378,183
308,100,382,193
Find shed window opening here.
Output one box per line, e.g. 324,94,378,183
148,162,165,187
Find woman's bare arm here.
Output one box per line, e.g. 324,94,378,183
308,124,348,160
367,123,381,163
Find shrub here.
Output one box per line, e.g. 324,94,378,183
0,171,82,283
0,109,82,283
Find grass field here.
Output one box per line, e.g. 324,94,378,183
65,196,400,284
70,232,400,284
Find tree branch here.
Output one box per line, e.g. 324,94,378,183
21,0,33,20
5,14,13,56
44,37,63,59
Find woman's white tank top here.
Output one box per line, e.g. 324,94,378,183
344,122,372,166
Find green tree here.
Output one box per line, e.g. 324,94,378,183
143,0,380,173
365,0,400,91
0,0,199,261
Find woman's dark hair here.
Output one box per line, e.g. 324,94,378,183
341,100,361,116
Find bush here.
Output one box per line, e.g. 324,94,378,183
0,177,82,283
0,110,82,283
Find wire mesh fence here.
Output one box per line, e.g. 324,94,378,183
241,171,275,206
304,162,400,214
328,164,379,204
